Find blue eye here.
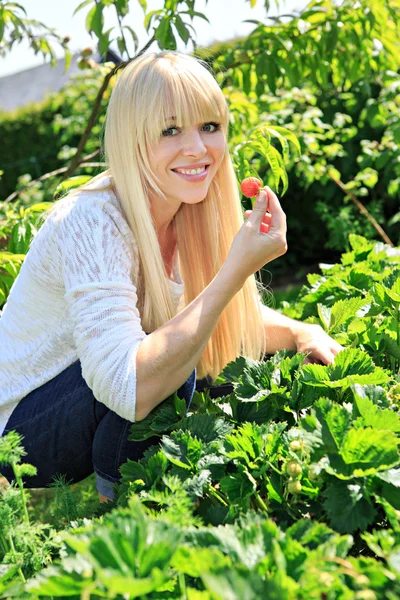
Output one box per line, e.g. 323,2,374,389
203,122,221,132
162,127,179,137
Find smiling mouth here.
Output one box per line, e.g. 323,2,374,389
171,164,210,174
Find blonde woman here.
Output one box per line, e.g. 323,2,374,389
0,51,342,502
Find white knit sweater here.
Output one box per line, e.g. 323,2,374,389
0,175,184,437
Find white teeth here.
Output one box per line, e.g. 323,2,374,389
176,166,206,175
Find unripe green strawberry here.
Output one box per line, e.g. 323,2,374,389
354,591,376,600
289,440,303,452
240,177,262,198
287,479,302,494
286,460,302,477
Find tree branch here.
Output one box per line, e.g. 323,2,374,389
61,33,156,182
329,173,394,247
4,150,103,203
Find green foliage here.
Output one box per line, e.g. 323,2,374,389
74,0,210,57
2,0,400,275
0,67,108,199
1,1,400,597
1,236,400,596
213,0,400,96
281,233,400,372
20,497,400,599
0,1,71,68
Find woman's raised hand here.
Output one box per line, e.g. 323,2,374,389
225,186,287,286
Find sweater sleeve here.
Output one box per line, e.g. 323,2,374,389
58,198,146,422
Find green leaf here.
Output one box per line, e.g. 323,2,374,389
340,428,399,471
220,472,255,504
0,9,5,44
117,36,126,56
351,384,390,408
323,481,377,533
328,347,374,380
96,568,168,597
328,297,370,332
124,25,139,53
381,333,400,359
64,49,72,72
300,364,330,386
115,0,129,17
174,14,190,45
317,303,331,330
161,430,203,471
353,394,400,432
179,10,210,24
73,0,94,17
155,16,174,49
85,2,104,37
172,414,233,444
8,221,33,254
172,547,230,579
27,567,88,595
264,145,287,195
54,175,92,198
214,356,249,385
314,398,353,453
144,9,162,32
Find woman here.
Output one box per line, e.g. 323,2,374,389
0,51,342,502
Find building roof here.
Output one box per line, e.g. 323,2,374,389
0,49,121,112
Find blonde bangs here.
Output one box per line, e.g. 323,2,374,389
137,53,229,147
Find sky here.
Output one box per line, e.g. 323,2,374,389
0,0,308,77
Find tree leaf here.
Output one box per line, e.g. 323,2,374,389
174,14,190,45
144,9,162,33
85,2,104,38
73,0,94,17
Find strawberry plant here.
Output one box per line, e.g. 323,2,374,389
1,239,400,598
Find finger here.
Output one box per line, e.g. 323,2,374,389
244,210,272,225
247,190,269,225
244,211,270,234
308,348,336,365
331,341,345,354
265,188,286,231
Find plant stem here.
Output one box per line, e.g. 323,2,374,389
8,534,25,583
207,484,228,506
323,167,394,247
11,462,30,525
253,491,269,513
179,572,187,600
115,4,130,60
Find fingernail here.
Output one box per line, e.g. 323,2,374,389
257,190,267,203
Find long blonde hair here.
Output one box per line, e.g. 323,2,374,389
46,51,267,380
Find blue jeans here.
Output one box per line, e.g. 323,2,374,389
0,360,196,499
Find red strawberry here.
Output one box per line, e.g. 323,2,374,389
240,177,262,198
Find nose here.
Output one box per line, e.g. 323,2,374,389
182,129,207,157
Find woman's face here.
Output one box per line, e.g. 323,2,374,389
148,118,226,210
